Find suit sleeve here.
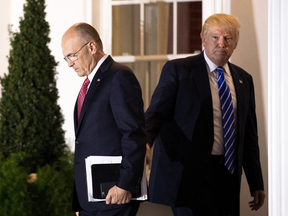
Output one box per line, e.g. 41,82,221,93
242,76,264,195
145,61,178,146
110,69,146,193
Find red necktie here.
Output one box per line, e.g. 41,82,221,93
77,77,90,120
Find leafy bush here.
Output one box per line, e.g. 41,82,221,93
0,151,75,216
0,0,74,214
0,152,28,216
0,0,66,173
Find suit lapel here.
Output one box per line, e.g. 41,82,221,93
195,53,214,140
184,53,213,142
193,54,212,104
228,63,246,141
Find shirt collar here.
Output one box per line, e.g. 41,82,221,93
203,50,230,75
87,54,108,82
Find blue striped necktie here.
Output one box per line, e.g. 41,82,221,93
217,66,236,173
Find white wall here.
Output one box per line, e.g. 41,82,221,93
231,0,268,215
45,0,92,151
0,1,10,94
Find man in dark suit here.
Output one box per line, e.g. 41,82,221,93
61,23,146,216
145,14,265,216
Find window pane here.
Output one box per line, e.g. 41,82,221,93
112,5,140,56
177,1,202,54
122,61,165,110
144,2,173,55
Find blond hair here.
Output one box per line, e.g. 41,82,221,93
200,14,241,42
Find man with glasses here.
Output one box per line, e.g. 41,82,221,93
61,23,146,216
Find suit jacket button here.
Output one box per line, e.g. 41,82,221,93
75,141,79,145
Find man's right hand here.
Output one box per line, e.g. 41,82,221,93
106,185,132,205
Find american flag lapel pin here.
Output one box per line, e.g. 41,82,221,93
97,78,100,82
239,79,243,84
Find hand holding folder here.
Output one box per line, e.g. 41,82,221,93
105,185,132,205
85,156,147,202
91,163,121,198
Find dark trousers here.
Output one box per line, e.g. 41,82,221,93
173,155,240,216
79,202,140,216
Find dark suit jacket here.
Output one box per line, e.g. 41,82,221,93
72,56,146,212
145,52,264,207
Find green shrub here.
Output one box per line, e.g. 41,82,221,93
0,0,66,173
0,152,29,216
0,0,74,214
0,152,75,216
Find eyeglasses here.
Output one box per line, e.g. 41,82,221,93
63,42,89,62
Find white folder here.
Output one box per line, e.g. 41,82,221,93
85,155,148,202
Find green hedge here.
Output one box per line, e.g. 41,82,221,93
0,151,75,216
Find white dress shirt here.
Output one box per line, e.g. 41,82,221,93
203,51,237,155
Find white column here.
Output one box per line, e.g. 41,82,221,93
93,0,112,55
202,0,231,24
268,0,288,215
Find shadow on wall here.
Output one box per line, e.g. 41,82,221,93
231,0,268,216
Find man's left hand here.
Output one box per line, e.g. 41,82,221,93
249,190,266,211
106,185,132,205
